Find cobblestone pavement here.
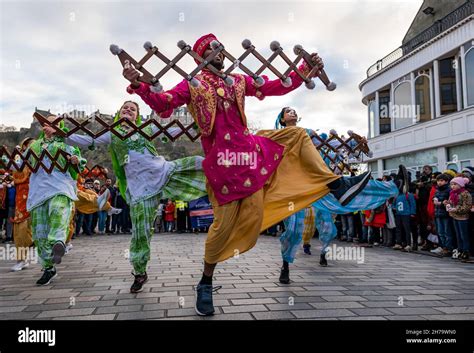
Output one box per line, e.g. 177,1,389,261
1,233,474,320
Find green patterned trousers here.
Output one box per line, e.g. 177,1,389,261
129,156,207,274
31,195,73,269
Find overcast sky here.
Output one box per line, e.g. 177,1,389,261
0,0,423,136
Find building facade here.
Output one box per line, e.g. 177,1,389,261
359,0,474,178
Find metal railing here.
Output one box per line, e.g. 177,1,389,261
366,48,403,77
366,0,473,78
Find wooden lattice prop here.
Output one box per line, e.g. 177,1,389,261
309,130,372,175
81,165,109,180
1,112,371,174
0,170,14,185
0,143,79,174
0,110,200,174
1,128,371,177
31,112,201,143
0,141,108,178
109,38,337,93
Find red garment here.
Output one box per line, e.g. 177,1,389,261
363,209,386,228
128,33,313,206
164,204,175,222
0,186,6,210
127,69,306,206
427,185,436,220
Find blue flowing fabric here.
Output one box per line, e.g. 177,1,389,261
280,180,399,261
281,209,306,263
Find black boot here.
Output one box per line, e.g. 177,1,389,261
279,261,290,284
320,253,328,267
303,244,312,255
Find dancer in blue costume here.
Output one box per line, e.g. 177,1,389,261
274,107,401,284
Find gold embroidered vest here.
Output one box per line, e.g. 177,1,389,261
187,72,247,137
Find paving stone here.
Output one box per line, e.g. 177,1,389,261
349,308,394,316
221,304,268,314
252,311,296,320
291,309,356,319
116,310,166,320
95,305,143,314
37,308,95,318
309,302,365,309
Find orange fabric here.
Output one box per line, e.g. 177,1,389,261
0,186,6,210
76,175,85,191
12,169,31,223
74,189,111,214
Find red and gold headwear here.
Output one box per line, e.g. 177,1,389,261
192,33,218,64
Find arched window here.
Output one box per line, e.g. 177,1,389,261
393,81,413,130
465,47,474,107
438,57,457,115
379,90,391,134
414,75,431,123
368,100,376,138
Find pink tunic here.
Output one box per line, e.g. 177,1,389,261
127,71,305,205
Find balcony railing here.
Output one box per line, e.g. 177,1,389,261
366,48,403,77
366,0,473,78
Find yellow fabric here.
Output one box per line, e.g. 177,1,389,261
176,200,186,210
13,219,33,261
443,169,457,179
302,207,316,245
204,127,340,264
205,185,264,264
257,127,339,230
75,189,111,214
